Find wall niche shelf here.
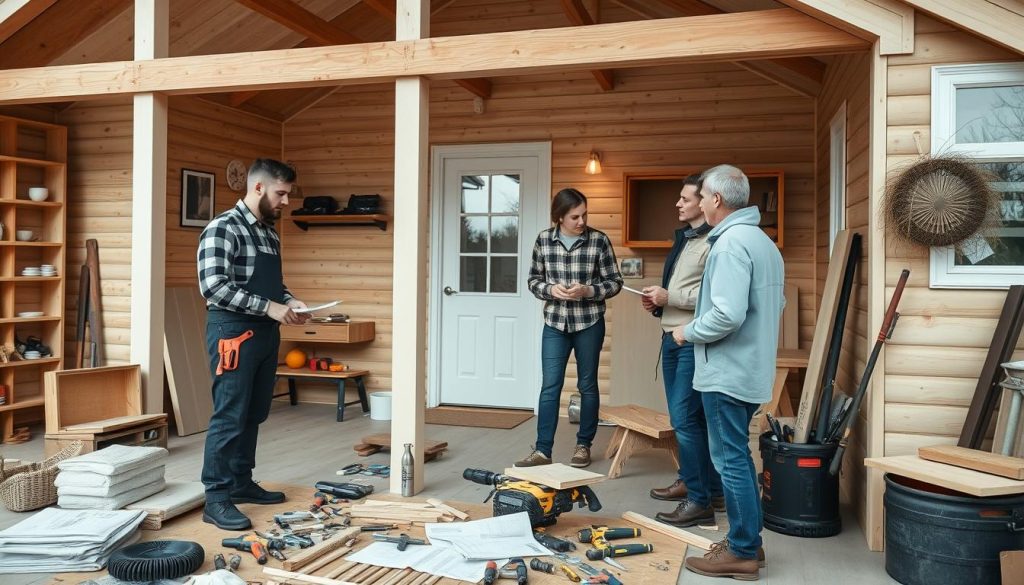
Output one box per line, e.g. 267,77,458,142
290,214,390,231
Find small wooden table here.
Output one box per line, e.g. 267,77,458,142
274,368,370,422
599,404,680,479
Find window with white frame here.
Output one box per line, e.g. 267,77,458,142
930,62,1024,289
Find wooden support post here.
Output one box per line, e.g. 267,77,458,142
130,0,168,413
389,0,429,496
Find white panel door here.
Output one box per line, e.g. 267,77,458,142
432,145,548,408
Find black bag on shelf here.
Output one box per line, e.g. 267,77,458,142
292,195,339,216
340,194,381,215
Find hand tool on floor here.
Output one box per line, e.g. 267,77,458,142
577,526,640,544
222,535,268,565
828,269,909,474
372,533,427,551
598,556,628,572
586,541,653,559
499,558,528,584
213,553,227,571
216,329,254,375
484,561,498,585
314,480,374,500
534,530,576,551
463,468,602,528
559,564,582,582
310,491,330,512
228,554,241,571
529,559,555,574
274,511,314,529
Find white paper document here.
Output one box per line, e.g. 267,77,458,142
0,507,146,573
294,300,342,313
425,512,550,560
347,542,503,583
621,285,647,296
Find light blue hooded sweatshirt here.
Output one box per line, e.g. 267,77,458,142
683,206,785,404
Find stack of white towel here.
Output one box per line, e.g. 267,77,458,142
55,445,168,510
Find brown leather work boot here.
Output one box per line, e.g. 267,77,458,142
655,499,714,527
650,479,688,501
685,540,760,581
514,449,552,468
711,538,765,568
569,445,591,468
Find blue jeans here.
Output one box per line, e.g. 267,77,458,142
661,334,722,505
703,390,762,560
535,319,605,457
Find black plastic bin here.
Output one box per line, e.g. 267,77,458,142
758,431,841,537
884,473,1024,585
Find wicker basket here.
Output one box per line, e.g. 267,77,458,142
0,441,83,512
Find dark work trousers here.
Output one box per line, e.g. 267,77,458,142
201,312,281,502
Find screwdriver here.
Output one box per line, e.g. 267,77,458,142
483,560,498,585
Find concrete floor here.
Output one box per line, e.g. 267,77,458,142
0,402,898,584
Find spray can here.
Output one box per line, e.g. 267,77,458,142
401,443,414,496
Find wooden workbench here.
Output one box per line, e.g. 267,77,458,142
55,483,686,584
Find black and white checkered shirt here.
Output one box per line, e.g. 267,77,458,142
528,227,622,333
197,200,294,316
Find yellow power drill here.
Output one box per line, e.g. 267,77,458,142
463,468,602,527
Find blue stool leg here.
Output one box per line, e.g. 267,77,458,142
356,376,369,412
337,379,347,422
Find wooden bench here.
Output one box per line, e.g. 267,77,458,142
274,367,370,422
600,404,680,479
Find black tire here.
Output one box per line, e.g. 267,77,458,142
108,540,205,581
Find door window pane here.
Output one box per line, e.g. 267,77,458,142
492,174,521,213
460,217,488,253
491,217,519,253
460,257,487,292
490,257,518,293
955,86,1024,144
461,175,489,213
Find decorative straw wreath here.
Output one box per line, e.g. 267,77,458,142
883,155,1000,247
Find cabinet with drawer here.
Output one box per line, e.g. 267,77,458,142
280,321,375,344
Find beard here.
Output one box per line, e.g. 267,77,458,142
258,195,281,225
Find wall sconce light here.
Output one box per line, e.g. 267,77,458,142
584,151,602,175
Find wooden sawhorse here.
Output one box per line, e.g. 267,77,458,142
600,404,680,479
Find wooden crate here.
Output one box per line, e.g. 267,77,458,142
44,417,167,457
44,365,142,434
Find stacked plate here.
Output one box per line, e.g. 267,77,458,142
16,311,43,318
22,350,41,360
20,267,40,277
40,264,56,276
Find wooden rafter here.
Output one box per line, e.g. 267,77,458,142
0,0,58,46
898,0,1024,56
0,0,133,70
560,0,614,90
0,10,870,104
777,0,914,55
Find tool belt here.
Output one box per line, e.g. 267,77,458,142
216,330,254,375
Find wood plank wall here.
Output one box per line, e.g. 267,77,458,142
884,15,1024,458
281,57,816,406
814,53,872,515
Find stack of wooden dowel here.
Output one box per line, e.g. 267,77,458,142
339,499,469,525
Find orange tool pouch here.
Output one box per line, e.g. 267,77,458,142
216,329,254,376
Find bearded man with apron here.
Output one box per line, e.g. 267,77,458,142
196,158,309,530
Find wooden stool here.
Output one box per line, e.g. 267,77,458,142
600,404,680,479
274,367,370,422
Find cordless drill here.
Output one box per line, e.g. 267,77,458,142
222,535,269,564
577,526,641,543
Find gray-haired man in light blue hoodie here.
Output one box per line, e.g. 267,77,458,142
672,164,784,581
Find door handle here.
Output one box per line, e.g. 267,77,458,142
443,286,458,296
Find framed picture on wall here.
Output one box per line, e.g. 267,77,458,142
620,257,644,279
181,169,216,228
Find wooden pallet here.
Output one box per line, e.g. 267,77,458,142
353,433,447,461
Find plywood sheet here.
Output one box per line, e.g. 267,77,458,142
608,278,665,411
62,413,166,434
503,463,605,489
865,455,1024,497
163,287,213,436
918,445,1024,480
125,481,205,530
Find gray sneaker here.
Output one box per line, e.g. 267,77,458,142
570,444,591,468
514,449,552,467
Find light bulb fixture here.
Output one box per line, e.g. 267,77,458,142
584,151,602,175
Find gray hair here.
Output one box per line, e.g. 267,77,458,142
702,164,749,209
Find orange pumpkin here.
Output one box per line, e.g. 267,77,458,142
285,348,308,369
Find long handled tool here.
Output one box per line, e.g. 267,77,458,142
85,239,105,367
828,269,910,475
814,233,862,443
74,265,90,369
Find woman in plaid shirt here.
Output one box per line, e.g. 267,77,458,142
516,188,623,468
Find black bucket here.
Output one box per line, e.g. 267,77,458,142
884,473,1024,585
758,431,841,537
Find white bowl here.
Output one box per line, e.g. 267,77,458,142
27,187,48,202
17,311,43,318
15,230,33,241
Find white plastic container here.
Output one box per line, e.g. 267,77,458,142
369,391,392,421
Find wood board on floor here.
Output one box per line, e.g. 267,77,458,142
865,455,1024,497
56,483,684,585
918,445,1024,480
62,413,167,434
125,481,205,530
503,463,605,489
164,286,214,436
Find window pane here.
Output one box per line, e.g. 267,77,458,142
955,86,1024,144
492,174,521,213
460,256,487,292
491,217,519,253
460,217,488,253
461,175,488,213
954,161,1024,267
490,257,518,293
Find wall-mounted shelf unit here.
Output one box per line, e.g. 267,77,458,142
622,169,785,249
0,114,67,443
290,214,390,231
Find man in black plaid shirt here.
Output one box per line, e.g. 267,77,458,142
517,188,622,469
197,158,309,530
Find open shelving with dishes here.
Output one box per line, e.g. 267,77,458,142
0,114,67,442
622,169,785,249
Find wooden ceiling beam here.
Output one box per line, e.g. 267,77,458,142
0,10,870,104
0,0,133,70
0,0,58,46
560,0,615,91
232,0,361,45
362,0,456,19
776,0,914,55
898,0,1022,56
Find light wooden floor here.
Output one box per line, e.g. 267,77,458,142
0,402,897,584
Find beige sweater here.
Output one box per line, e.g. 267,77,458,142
660,232,711,332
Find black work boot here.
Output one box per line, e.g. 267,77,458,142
203,501,252,530
655,498,715,527
231,482,286,505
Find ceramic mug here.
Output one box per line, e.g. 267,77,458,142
27,187,48,202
